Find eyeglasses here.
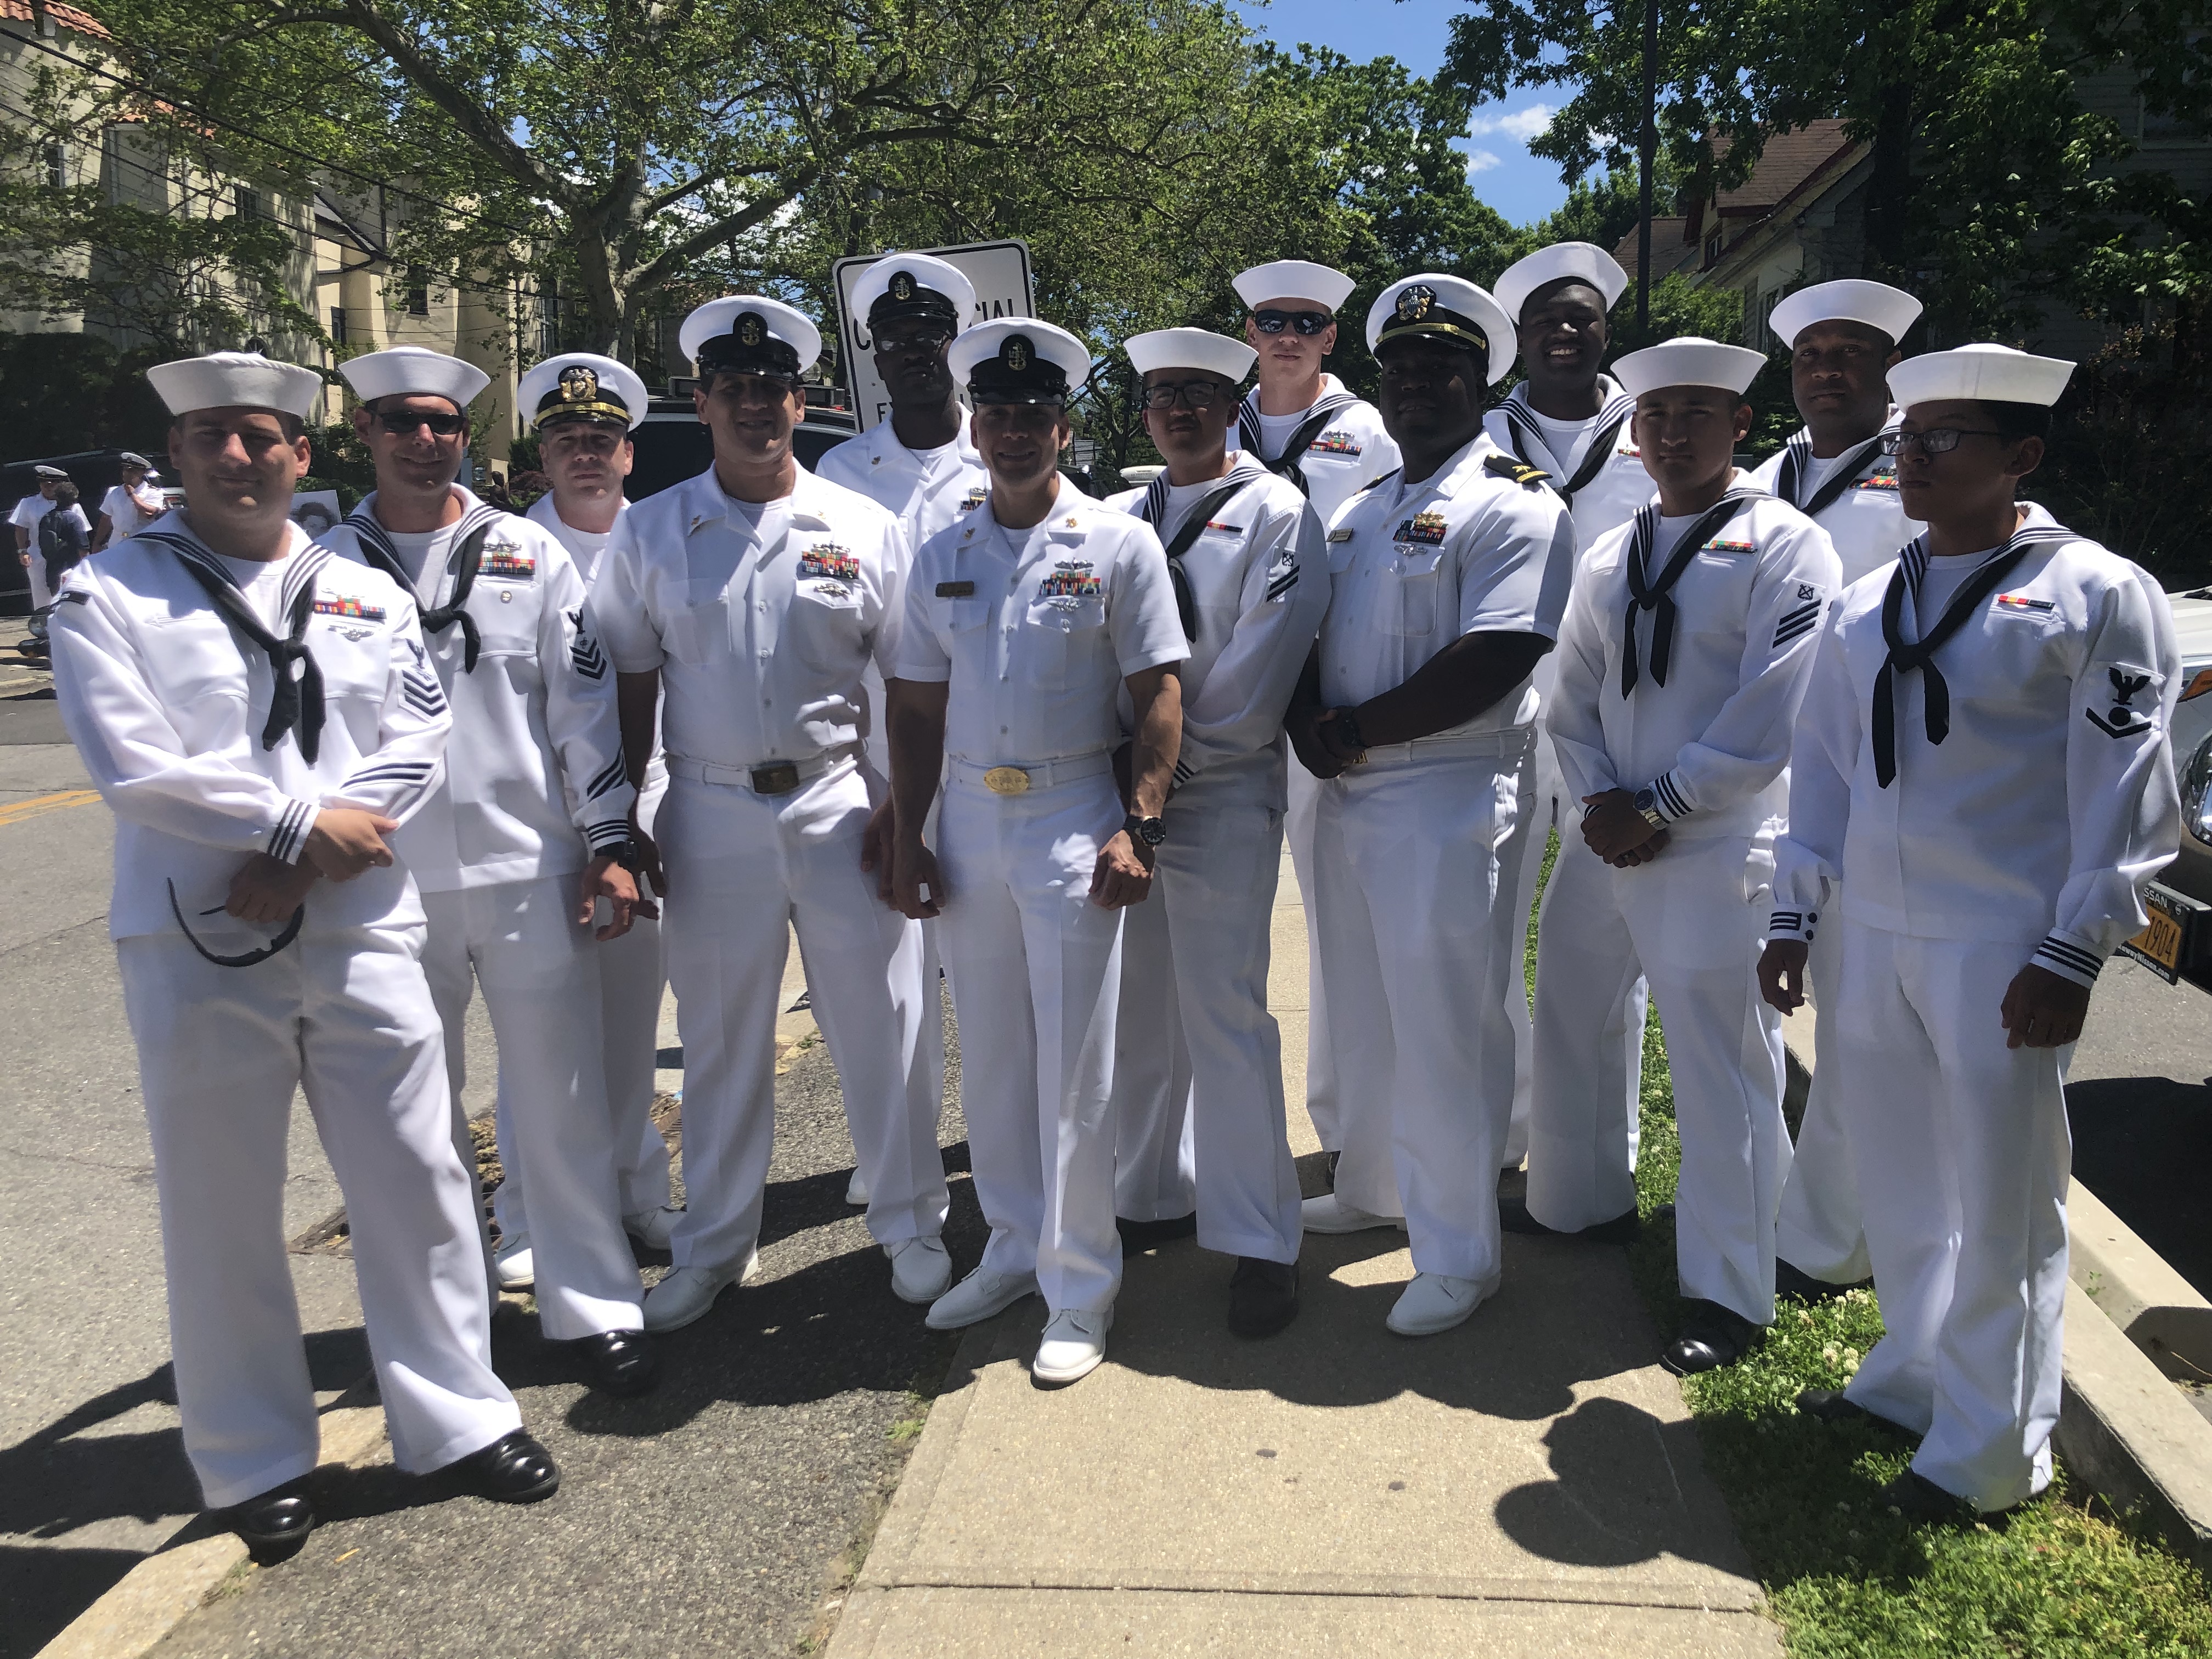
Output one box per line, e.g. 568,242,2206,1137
873,328,951,355
1251,309,1333,336
1881,427,2008,457
1138,380,1233,411
375,408,467,437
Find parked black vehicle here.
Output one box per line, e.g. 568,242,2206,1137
627,391,857,503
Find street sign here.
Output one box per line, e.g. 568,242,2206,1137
831,240,1035,431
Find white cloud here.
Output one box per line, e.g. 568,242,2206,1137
1464,148,1504,177
1468,103,1556,143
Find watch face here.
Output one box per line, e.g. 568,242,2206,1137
1632,789,1656,812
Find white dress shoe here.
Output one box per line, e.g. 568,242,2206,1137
624,1206,680,1251
1386,1272,1489,1337
844,1169,870,1206
925,1267,1038,1330
643,1254,756,1333
494,1234,535,1291
1032,1307,1113,1385
886,1237,953,1304
1300,1193,1406,1234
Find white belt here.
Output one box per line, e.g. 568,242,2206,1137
664,746,857,796
946,751,1114,797
1347,728,1534,769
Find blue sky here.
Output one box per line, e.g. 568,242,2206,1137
1230,0,1575,228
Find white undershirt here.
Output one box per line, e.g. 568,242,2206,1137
727,493,792,541
385,523,461,591
1155,476,1229,541
1530,408,1607,474
1254,407,1307,464
1796,450,1853,504
1917,546,2010,620
215,553,291,630
912,439,963,479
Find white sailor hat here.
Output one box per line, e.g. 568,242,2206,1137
1768,280,1922,351
1613,336,1766,398
851,253,977,334
949,318,1091,405
1887,343,2074,410
1125,328,1256,383
32,464,68,479
1493,241,1630,323
146,351,325,420
518,352,648,432
1367,274,1516,385
339,345,489,410
1233,261,1357,315
681,296,821,381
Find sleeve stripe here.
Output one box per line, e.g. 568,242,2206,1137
585,752,629,800
1652,772,1692,820
584,821,631,849
1771,617,1821,650
1774,599,1821,629
2035,936,2103,981
269,797,313,864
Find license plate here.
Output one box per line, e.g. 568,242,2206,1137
2121,908,2185,981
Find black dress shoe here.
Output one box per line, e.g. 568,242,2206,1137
1662,1299,1760,1375
576,1329,661,1397
1498,1198,1638,1243
1798,1388,1917,1438
1653,1201,1676,1222
1880,1468,1973,1523
1227,1257,1300,1338
1776,1259,1869,1302
1116,1212,1198,1250
446,1430,561,1504
229,1480,314,1556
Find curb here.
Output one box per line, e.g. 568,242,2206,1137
2068,1184,2212,1381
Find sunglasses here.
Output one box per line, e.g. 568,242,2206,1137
1251,309,1334,336
375,407,467,437
1138,380,1233,411
1880,427,2008,457
874,328,951,355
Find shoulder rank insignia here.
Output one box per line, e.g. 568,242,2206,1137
1327,528,1356,543
1356,468,1402,495
799,545,860,582
1307,431,1363,458
312,594,386,622
479,548,537,580
1395,510,1448,546
1483,454,1551,491
2086,666,2156,738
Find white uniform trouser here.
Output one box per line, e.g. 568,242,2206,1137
1494,733,1551,1166
1774,905,1872,1283
1313,740,1530,1284
865,664,950,1154
937,763,1126,1314
1110,776,1303,1262
659,759,946,1273
1837,922,2067,1511
119,927,520,1509
421,875,644,1340
1283,764,1339,1152
1527,830,1787,1326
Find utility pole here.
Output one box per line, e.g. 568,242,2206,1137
1636,0,1659,337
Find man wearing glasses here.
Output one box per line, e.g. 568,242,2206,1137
1760,345,2179,1520
321,346,658,1399
1101,328,1329,1336
1229,260,1402,1192
592,297,952,1332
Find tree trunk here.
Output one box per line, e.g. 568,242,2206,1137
1863,0,1918,284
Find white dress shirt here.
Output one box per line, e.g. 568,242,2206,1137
100,481,165,542
1748,413,1923,586
814,408,991,550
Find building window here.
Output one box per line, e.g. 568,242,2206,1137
43,141,65,189
233,183,263,219
405,267,430,316
1704,230,1723,268
538,280,559,358
330,306,349,346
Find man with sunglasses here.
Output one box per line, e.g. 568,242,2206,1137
1759,345,2180,1519
1287,275,1575,1337
321,346,658,1399
1100,327,1329,1335
1230,260,1402,1191
592,297,952,1332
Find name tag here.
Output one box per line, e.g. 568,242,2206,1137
935,580,976,598
1327,528,1355,543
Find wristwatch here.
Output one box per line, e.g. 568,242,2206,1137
1328,707,1369,760
1630,788,1667,830
1124,812,1167,848
610,836,649,875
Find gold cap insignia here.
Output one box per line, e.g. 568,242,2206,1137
558,365,599,404
889,270,916,302
738,312,766,346
1396,284,1436,323
1004,335,1032,373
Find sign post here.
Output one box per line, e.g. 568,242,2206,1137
831,240,1036,430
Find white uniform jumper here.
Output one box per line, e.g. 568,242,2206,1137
1482,375,1656,1166
1235,376,1402,1159
897,487,1186,1314
1101,460,1330,1257
1747,421,1923,1285
1770,506,2179,1509
592,465,949,1272
324,488,645,1339
1536,487,1838,1324
1313,439,1575,1283
50,514,521,1507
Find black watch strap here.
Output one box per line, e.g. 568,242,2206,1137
1124,812,1167,847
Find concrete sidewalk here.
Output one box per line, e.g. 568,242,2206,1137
828,849,1779,1657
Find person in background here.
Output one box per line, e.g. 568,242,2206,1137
94,452,166,551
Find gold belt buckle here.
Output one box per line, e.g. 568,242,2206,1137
983,765,1031,796
750,761,802,795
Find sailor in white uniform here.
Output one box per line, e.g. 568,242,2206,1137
593,297,952,1331
320,346,656,1396
1289,275,1576,1337
50,351,559,1555
1101,326,1329,1333
482,352,681,1287
1746,280,1926,1300
93,451,165,550
1228,259,1402,1182
1528,337,1839,1374
885,319,1187,1385
1485,241,1656,1175
816,253,992,1206
1763,345,2180,1518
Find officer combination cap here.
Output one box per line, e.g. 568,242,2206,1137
1613,336,1766,398
949,318,1091,405
1232,261,1356,315
1367,274,1517,386
33,464,69,479
681,295,821,382
339,345,490,411
1768,280,1923,352
517,352,648,432
851,252,977,335
1125,328,1257,383
1887,343,2074,410
119,452,152,469
147,352,325,420
1493,241,1630,323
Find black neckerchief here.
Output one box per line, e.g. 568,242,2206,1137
1872,522,2074,787
140,528,330,762
1774,425,1894,521
1619,486,1770,698
1237,388,1357,498
1501,383,1637,507
1138,460,1268,642
345,500,500,671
